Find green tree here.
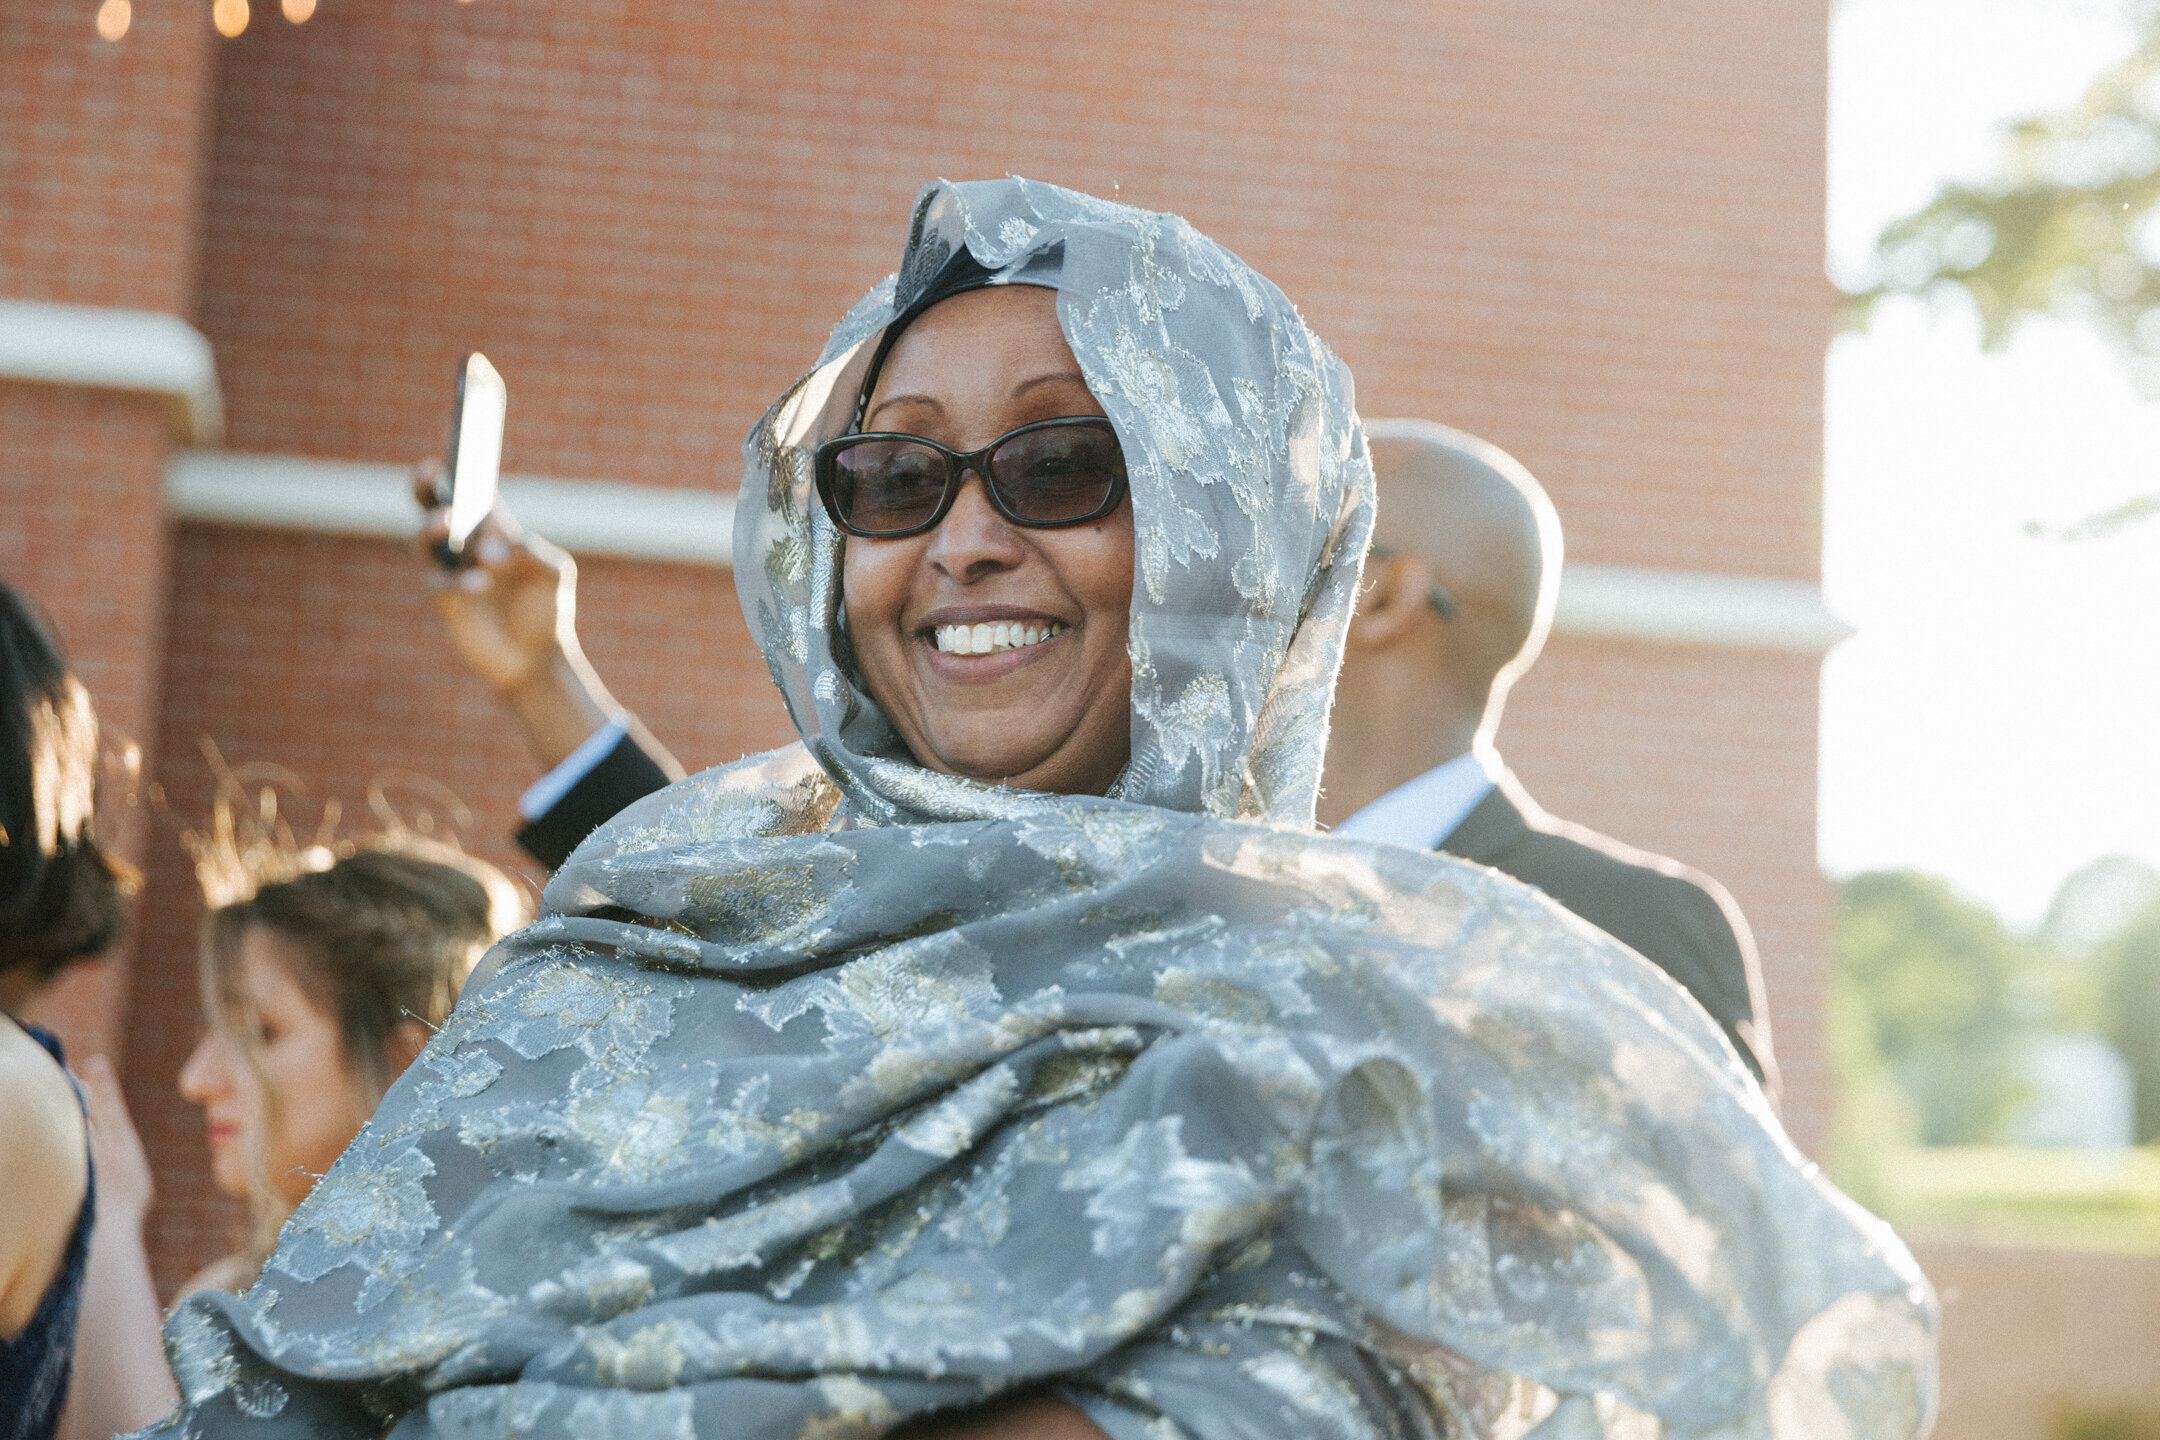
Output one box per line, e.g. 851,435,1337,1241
1842,11,2160,540
2098,898,2160,1140
1847,11,2160,365
1833,871,2032,1147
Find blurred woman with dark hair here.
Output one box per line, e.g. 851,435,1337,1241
174,844,527,1296
0,582,135,1440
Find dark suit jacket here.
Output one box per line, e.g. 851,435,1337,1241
515,729,676,870
520,737,1777,1090
1438,777,1776,1091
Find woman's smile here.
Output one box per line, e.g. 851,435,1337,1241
919,605,1073,678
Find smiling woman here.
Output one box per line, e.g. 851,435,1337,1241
149,179,1936,1440
837,285,1136,799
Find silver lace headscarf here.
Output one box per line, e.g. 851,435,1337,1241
145,179,1936,1440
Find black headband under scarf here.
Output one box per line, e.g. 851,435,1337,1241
846,245,1063,432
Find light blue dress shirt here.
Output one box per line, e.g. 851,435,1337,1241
1330,749,1499,852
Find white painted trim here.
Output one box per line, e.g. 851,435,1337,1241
164,451,736,566
163,450,1851,650
0,298,223,444
1554,565,1852,652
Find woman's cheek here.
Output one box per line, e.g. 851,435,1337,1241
256,1034,340,1189
216,1067,268,1197
842,545,897,633
210,1134,251,1196
1084,512,1137,613
249,1040,298,1186
840,541,917,711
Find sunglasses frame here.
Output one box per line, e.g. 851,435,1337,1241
813,416,1130,539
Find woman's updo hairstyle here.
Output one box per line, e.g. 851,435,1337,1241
202,844,522,1103
0,583,136,980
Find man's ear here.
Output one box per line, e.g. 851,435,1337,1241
1346,551,1434,651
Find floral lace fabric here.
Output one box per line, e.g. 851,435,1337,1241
145,179,1935,1440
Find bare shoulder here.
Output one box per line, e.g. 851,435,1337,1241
0,1020,88,1191
0,1019,90,1336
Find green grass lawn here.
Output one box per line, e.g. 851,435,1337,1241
1864,1146,2160,1253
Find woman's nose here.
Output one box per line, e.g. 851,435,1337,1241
924,469,1026,582
178,1031,226,1103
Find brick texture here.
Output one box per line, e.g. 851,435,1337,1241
193,0,1827,577
0,0,218,313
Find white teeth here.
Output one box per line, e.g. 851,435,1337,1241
933,621,1066,656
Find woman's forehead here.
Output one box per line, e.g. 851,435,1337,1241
865,285,1099,433
873,286,1074,379
234,926,318,1004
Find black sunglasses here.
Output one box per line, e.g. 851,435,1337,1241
814,417,1129,539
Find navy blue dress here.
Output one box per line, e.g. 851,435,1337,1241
0,1017,93,1440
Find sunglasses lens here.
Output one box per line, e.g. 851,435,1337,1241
990,423,1126,524
829,439,949,534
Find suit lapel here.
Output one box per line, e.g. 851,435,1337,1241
1437,784,1528,864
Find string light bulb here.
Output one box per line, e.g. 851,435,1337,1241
94,0,130,40
212,0,249,36
282,0,314,18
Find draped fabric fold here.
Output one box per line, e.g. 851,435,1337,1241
145,179,1934,1440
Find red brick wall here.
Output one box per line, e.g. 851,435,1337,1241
192,0,1827,580
4,0,219,1060
0,0,218,314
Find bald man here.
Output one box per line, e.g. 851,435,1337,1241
1323,419,1776,1089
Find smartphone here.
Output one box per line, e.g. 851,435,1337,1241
434,352,507,569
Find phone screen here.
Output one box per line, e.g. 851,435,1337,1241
441,352,506,565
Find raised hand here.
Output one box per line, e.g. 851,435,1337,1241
411,460,615,769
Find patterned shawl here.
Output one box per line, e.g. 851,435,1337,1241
147,179,1935,1440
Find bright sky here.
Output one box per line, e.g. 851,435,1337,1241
1823,0,2160,926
